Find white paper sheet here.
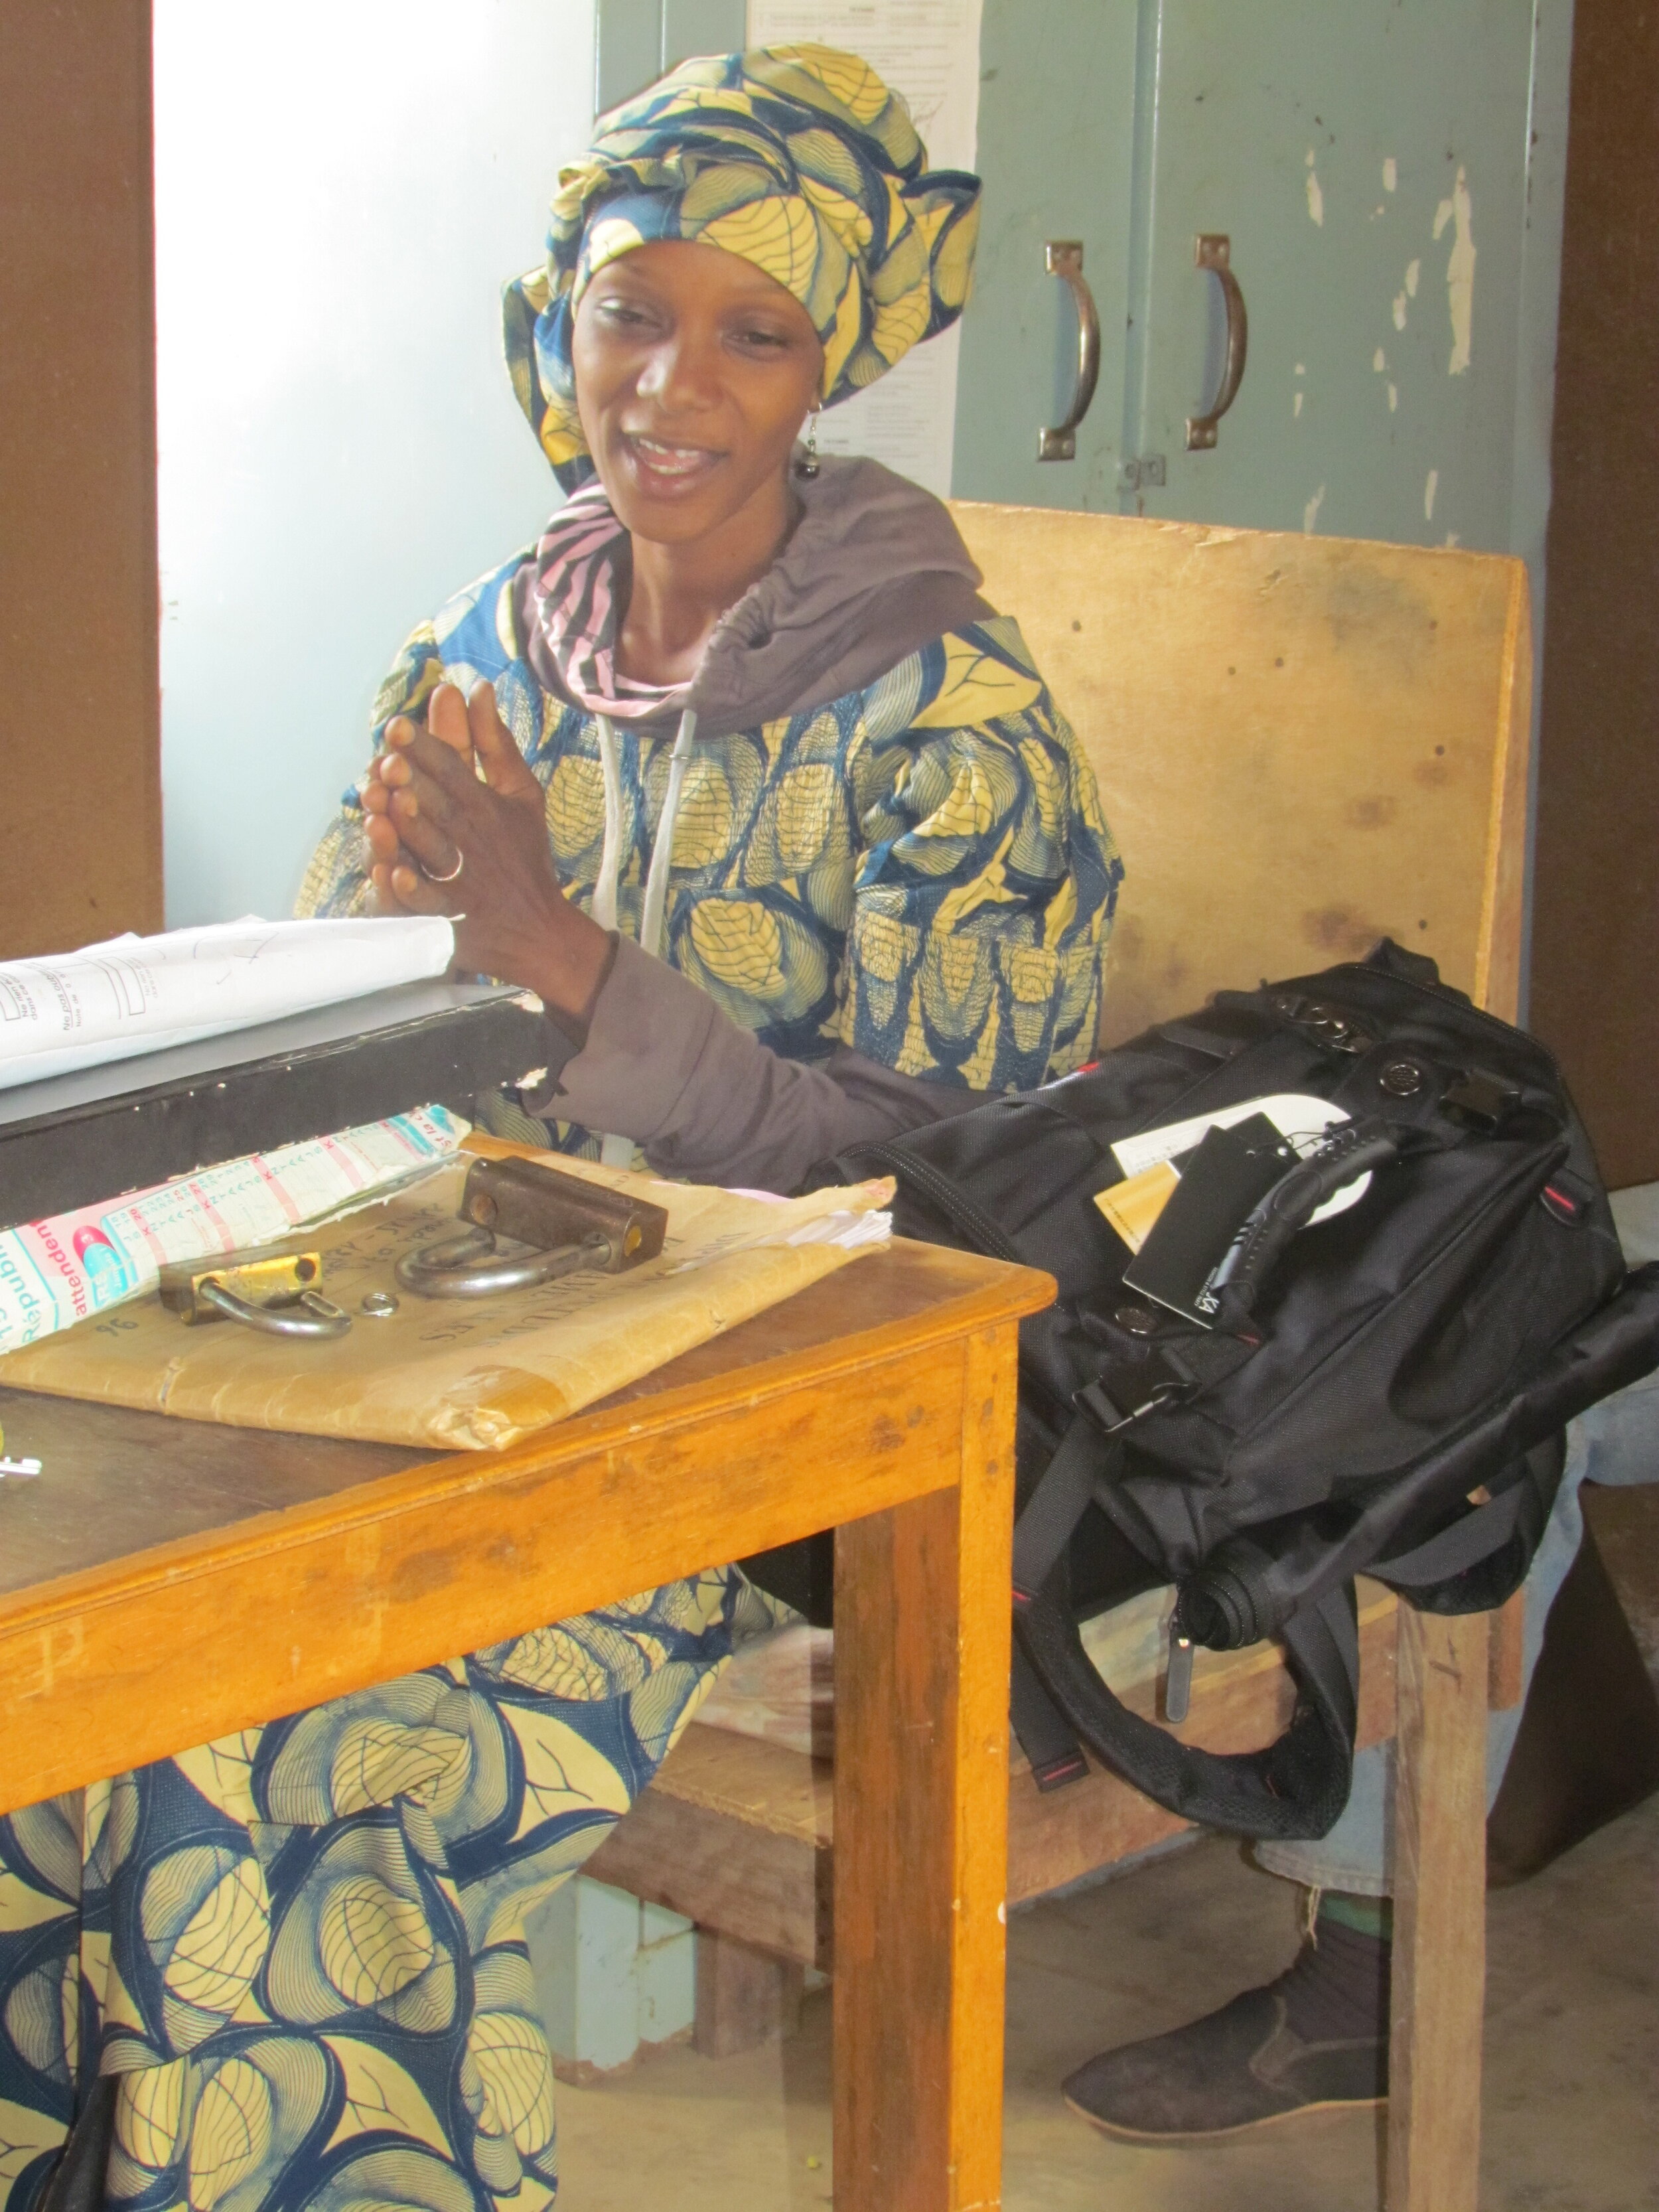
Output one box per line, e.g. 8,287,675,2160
747,0,984,496
0,915,456,1092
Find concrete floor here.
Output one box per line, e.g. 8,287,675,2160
552,1791,1658,2210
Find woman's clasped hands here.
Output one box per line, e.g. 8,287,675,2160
360,678,613,1027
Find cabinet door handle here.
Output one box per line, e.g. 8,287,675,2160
1037,240,1101,461
1187,234,1248,450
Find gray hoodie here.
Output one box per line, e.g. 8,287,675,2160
520,456,1003,1191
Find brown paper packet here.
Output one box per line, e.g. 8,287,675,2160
0,1140,894,1451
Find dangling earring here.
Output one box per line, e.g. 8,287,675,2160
794,408,821,480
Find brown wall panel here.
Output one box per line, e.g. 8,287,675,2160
0,1,163,961
1531,1,1659,1187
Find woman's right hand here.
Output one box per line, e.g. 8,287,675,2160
360,680,614,1030
358,679,473,892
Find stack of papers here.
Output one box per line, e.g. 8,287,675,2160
0,916,455,1092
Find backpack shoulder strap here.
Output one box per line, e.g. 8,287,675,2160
1012,1414,1115,1603
1009,1641,1089,1791
1017,1570,1361,1840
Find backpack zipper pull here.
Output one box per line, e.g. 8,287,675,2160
1163,1614,1194,1724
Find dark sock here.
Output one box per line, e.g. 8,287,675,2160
1273,1895,1392,2045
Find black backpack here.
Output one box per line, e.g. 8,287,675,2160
813,942,1659,1842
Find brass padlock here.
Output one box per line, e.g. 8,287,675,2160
396,1157,669,1300
158,1248,352,1339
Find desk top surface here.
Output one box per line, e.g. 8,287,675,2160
0,1238,1050,1607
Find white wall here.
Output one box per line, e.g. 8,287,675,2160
154,1,595,926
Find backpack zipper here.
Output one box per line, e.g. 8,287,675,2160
839,1141,1025,1266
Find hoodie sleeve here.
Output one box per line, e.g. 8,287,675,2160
527,617,1123,1191
834,617,1123,1092
531,932,977,1189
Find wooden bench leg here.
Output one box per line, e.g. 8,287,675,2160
1388,1607,1490,2211
832,1322,1016,2212
1487,1585,1527,1712
693,1929,804,2057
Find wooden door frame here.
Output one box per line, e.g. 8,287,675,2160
0,0,163,962
1530,0,1659,1186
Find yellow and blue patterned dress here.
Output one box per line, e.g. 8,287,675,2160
0,1576,779,2212
301,548,1122,1107
0,556,1119,2212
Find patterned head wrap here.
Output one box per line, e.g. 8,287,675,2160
504,44,982,489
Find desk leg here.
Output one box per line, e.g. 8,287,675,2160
1387,1606,1490,2212
833,1321,1017,2212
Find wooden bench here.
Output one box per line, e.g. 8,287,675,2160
587,507,1536,2211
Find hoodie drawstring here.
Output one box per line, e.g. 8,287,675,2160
592,707,697,1168
639,707,697,962
592,713,624,932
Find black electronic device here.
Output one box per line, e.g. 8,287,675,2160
1120,1114,1297,1327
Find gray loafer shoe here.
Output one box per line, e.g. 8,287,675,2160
1062,1925,1389,2144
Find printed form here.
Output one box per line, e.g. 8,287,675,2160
0,915,455,1091
747,0,985,497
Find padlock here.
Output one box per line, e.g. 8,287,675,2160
396,1157,670,1300
158,1249,352,1339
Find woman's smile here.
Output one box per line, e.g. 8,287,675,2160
620,429,727,496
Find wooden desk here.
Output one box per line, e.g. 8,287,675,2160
0,1239,1052,2212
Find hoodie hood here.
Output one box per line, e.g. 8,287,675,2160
684,453,991,735
516,453,990,741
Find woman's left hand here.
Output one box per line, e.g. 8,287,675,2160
362,680,613,1025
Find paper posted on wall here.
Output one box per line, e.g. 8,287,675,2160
0,915,456,1092
747,0,985,496
0,1105,470,1355
0,1139,895,1451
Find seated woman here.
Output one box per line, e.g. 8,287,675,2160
0,47,1119,2212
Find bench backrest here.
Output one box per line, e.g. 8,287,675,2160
950,504,1532,1042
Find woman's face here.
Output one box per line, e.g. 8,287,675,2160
571,240,825,544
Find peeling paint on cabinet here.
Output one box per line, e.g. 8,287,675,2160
1435,166,1477,376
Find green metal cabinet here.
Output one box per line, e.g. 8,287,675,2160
958,0,1571,571
951,2,1141,515
597,0,745,110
